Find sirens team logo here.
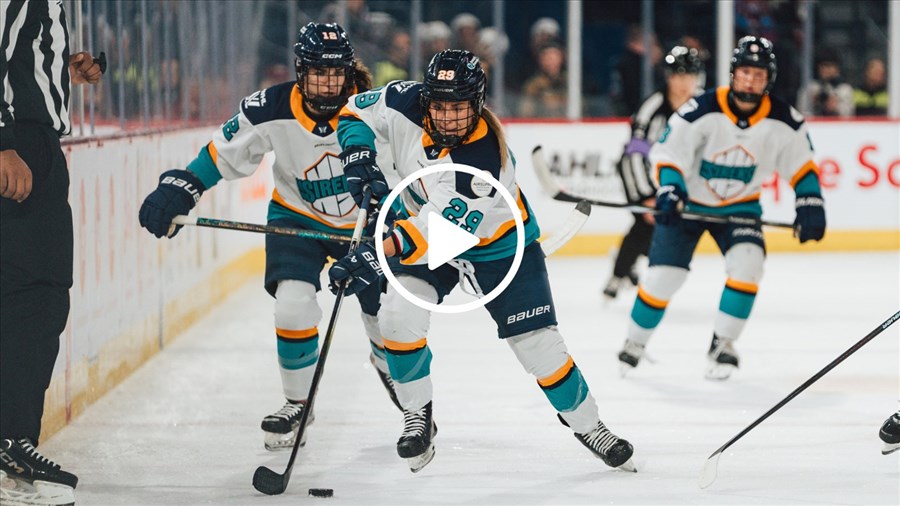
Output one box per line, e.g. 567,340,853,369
699,145,757,201
297,153,356,217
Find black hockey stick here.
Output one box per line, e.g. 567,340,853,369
531,146,794,229
252,187,374,496
170,215,373,245
698,309,900,489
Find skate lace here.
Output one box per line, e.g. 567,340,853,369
581,422,619,455
710,339,736,359
400,409,427,438
622,340,645,358
16,440,60,470
271,402,304,421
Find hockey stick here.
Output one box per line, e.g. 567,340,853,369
698,309,900,489
531,146,794,229
540,200,592,256
252,187,375,496
170,215,373,244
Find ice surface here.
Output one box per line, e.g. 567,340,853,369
42,252,900,505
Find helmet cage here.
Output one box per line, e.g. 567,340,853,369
729,36,777,104
293,22,356,115
420,50,486,149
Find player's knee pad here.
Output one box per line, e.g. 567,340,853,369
640,265,688,301
273,280,321,331
506,326,570,379
725,243,765,284
379,275,435,344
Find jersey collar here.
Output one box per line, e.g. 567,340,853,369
290,86,339,135
420,118,489,159
716,86,771,128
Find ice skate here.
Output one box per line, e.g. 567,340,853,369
879,412,900,455
573,420,637,472
261,401,313,451
706,334,739,380
397,402,438,473
617,340,646,377
370,353,402,411
0,438,77,506
602,276,626,300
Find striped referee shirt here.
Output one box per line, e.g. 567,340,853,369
1,0,71,151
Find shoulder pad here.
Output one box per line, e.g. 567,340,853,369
679,89,718,123
385,81,425,126
451,130,502,199
766,94,805,130
240,81,296,125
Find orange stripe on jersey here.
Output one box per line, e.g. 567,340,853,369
637,286,668,309
382,337,428,352
716,86,771,127
277,326,318,339
478,187,529,246
396,220,428,265
290,87,339,133
789,160,819,188
747,95,772,127
694,192,762,207
271,188,356,229
538,355,575,387
655,163,685,186
420,118,489,156
726,278,758,295
339,104,361,120
716,87,738,124
207,141,218,165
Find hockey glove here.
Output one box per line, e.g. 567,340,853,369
328,242,383,296
340,145,389,208
139,169,205,238
654,184,687,226
793,195,826,243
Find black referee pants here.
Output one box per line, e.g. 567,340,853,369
0,122,73,444
612,213,654,278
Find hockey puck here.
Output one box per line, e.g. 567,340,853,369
309,488,334,498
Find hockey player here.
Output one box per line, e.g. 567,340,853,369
328,50,636,473
138,23,400,451
879,410,900,455
617,36,826,380
603,46,704,299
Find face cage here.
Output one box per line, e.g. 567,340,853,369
422,98,480,149
730,65,774,104
296,63,355,116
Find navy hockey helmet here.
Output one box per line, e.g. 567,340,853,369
293,22,356,115
730,35,777,103
421,49,487,149
665,46,704,75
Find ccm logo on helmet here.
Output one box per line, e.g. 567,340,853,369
506,305,551,325
321,53,342,59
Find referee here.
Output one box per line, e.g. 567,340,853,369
1,1,101,503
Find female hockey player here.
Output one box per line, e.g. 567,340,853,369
603,46,704,300
328,49,636,473
617,36,826,380
138,23,401,451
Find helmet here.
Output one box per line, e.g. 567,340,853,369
665,46,704,75
421,49,486,149
293,22,356,116
729,35,777,103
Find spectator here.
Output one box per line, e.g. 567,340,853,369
511,17,563,89
519,43,567,118
373,30,411,86
853,58,888,116
610,25,663,116
450,13,481,54
801,48,854,117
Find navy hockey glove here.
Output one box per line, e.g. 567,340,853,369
340,145,389,208
654,184,687,226
139,169,205,238
793,195,826,243
328,242,383,296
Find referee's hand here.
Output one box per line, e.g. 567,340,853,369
0,150,33,202
69,52,103,85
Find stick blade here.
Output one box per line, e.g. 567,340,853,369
253,465,289,495
698,452,721,489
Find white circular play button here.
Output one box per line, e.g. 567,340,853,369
375,163,525,314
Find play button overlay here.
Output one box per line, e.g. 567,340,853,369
426,211,480,270
375,163,525,314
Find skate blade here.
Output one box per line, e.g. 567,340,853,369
705,363,736,381
619,362,635,378
0,476,75,506
616,458,638,473
882,442,900,455
407,444,435,473
264,429,307,451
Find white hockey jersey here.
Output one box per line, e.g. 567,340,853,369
650,86,821,216
338,80,541,264
186,81,391,233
